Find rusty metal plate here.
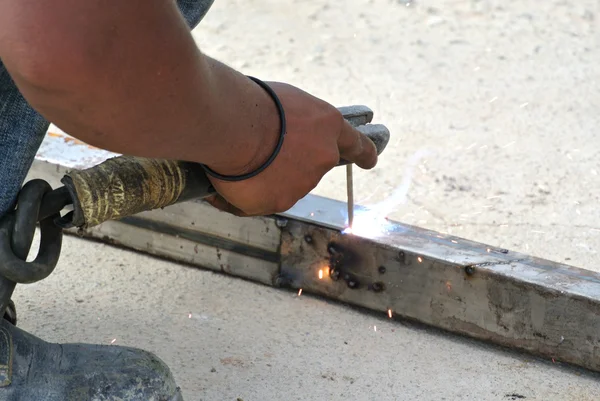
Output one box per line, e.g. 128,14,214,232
280,220,600,372
83,218,279,286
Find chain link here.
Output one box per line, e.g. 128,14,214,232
0,179,69,317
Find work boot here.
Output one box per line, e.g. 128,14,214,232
0,317,183,401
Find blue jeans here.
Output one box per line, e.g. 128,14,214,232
0,0,215,216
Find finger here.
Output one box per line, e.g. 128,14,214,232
337,119,378,169
205,195,250,217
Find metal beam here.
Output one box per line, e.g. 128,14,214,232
28,129,600,374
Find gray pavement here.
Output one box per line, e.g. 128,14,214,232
12,0,600,400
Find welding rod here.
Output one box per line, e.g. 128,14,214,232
54,106,390,229
346,164,354,228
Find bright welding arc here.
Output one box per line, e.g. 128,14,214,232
342,149,432,238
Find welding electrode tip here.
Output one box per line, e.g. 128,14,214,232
346,164,354,228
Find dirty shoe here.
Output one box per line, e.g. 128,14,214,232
0,318,183,401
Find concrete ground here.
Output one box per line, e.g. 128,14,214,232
13,236,600,401
12,0,600,400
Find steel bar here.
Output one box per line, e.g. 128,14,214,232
26,130,600,374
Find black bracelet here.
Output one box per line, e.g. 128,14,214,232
200,76,287,182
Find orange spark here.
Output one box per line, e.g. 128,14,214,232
387,309,392,319
298,289,303,296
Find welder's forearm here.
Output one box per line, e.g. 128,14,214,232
26,55,277,175
0,0,277,175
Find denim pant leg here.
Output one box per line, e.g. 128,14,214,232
0,0,215,217
178,0,215,28
0,69,50,217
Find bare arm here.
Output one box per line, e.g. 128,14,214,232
0,0,278,175
0,0,378,216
